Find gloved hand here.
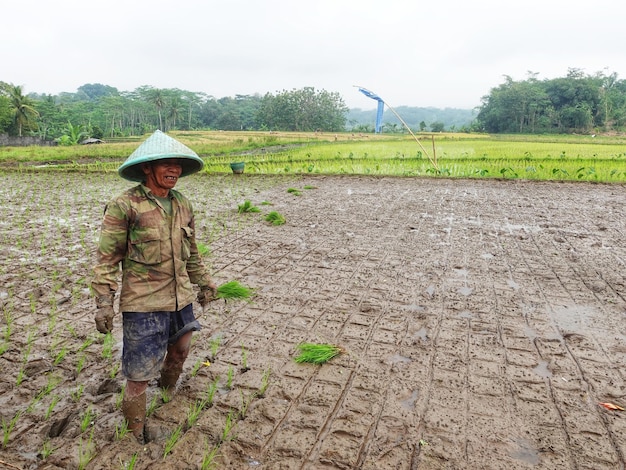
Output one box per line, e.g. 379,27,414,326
95,305,115,334
197,283,218,308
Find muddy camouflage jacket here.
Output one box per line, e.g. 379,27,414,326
91,183,213,312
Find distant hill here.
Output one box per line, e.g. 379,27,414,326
347,106,477,132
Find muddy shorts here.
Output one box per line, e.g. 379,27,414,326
121,304,201,381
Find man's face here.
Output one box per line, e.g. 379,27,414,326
142,159,183,196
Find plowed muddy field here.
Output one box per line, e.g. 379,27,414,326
1,172,625,469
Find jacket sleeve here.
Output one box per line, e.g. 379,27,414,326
91,199,130,299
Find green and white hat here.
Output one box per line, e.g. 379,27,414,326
118,130,205,181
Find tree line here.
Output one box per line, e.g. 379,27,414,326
476,68,626,134
0,83,348,142
2,68,625,141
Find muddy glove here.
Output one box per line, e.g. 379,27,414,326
95,296,115,334
197,283,218,308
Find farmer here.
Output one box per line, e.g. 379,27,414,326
91,130,217,443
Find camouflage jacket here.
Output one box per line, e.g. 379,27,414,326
91,183,213,312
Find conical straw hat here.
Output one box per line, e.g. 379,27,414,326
118,130,204,181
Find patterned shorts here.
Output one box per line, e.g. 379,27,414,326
121,304,201,381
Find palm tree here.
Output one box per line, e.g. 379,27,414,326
146,88,165,131
167,94,184,129
6,85,39,136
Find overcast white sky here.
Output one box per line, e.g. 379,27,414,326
3,0,624,110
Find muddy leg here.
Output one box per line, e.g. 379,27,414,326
159,331,193,391
122,380,148,443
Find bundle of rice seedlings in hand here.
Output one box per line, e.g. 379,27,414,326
216,281,255,302
294,343,344,365
197,242,210,257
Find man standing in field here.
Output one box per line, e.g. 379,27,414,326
91,130,217,443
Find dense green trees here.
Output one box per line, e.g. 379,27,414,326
257,87,347,132
0,94,12,132
0,83,347,140
476,69,626,134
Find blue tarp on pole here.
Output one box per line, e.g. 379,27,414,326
375,100,384,134
358,87,385,134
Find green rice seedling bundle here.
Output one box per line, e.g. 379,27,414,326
294,342,344,365
197,242,211,257
216,281,255,301
238,200,261,213
265,211,286,225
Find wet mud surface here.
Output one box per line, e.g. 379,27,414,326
1,173,625,469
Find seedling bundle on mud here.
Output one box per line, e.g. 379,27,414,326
237,200,260,213
294,343,345,365
264,211,286,226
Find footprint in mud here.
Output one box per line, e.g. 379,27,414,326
24,357,53,377
97,378,122,395
48,412,74,438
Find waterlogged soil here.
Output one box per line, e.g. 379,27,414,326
1,172,626,470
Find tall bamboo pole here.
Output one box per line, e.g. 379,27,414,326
356,86,439,171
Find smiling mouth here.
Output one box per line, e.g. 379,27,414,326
165,176,178,182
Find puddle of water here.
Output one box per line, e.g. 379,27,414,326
507,279,520,290
458,310,473,319
247,457,261,466
510,437,540,465
386,354,412,365
522,325,537,340
458,286,473,296
481,253,494,260
550,304,596,332
503,223,541,234
454,268,468,277
425,285,436,297
260,284,279,292
413,328,428,341
404,303,426,312
400,390,419,410
533,361,552,379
